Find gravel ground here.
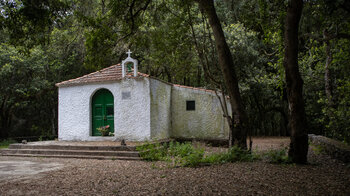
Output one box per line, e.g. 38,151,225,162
1,137,349,196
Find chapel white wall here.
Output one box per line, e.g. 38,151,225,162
58,78,151,141
170,86,230,140
149,79,172,140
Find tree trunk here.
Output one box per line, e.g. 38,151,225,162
283,0,308,164
0,97,12,139
196,0,248,149
197,65,202,87
324,39,333,106
51,107,56,136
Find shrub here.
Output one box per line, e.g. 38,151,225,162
136,142,167,161
180,147,205,167
0,139,17,149
137,141,204,167
137,141,258,167
203,146,259,164
202,153,226,164
264,148,291,164
168,142,194,157
225,146,257,162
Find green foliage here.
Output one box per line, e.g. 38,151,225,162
0,139,16,149
131,0,201,86
301,38,350,143
222,146,259,162
0,0,71,48
136,142,168,161
264,148,291,164
202,146,258,164
0,0,349,144
323,80,350,144
167,141,200,157
298,1,350,143
137,142,258,167
202,153,225,164
0,25,85,139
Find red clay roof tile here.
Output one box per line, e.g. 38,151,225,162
55,64,228,98
55,64,148,87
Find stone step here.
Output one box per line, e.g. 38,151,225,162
0,149,140,157
1,154,141,160
9,144,136,151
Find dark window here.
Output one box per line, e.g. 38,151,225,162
186,100,195,111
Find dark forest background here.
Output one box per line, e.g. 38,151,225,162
0,0,349,143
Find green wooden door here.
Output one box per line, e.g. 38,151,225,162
92,89,114,136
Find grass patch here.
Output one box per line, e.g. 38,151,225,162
136,141,259,167
0,139,17,149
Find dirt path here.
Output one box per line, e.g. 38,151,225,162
0,137,349,196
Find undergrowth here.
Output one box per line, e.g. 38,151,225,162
263,148,292,164
0,139,17,149
136,141,259,167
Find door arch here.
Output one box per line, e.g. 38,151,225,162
91,89,114,136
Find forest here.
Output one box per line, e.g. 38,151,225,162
0,0,349,153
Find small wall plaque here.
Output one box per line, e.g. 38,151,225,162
122,91,131,99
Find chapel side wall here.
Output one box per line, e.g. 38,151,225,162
149,78,171,140
171,86,230,141
58,78,151,141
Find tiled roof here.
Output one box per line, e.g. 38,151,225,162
172,83,229,99
55,64,149,87
173,84,215,93
55,64,227,98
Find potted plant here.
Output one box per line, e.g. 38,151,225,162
97,125,110,136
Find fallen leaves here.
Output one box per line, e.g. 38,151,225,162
0,138,349,195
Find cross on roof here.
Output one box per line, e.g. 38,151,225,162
126,49,132,57
122,49,138,78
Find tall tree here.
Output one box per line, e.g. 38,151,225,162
195,0,248,149
0,0,70,48
283,0,308,163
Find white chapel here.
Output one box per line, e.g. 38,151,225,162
56,50,230,142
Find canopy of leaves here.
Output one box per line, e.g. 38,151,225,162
0,0,349,143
